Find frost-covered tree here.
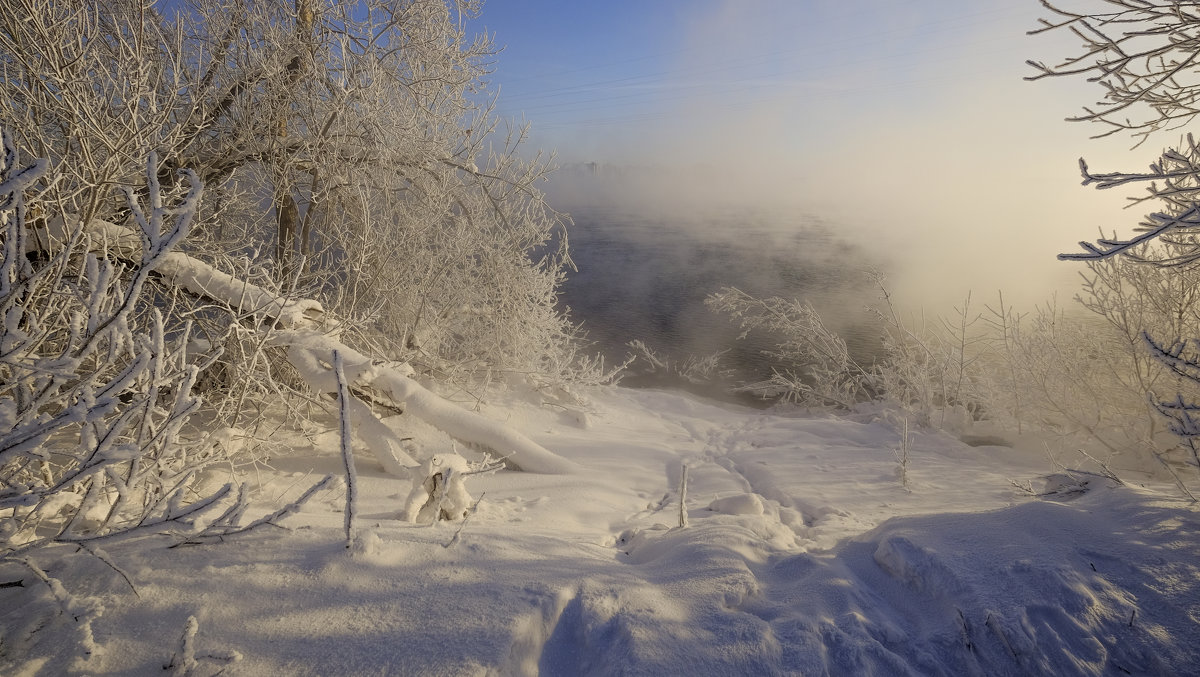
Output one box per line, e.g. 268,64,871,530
1028,1,1200,259
0,0,578,393
0,0,586,509
1030,1,1200,487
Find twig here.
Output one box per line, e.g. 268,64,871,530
333,350,357,548
169,475,337,547
1009,478,1037,495
164,616,199,675
678,465,689,528
442,492,485,548
895,417,911,490
76,544,138,597
1072,449,1126,486
162,614,243,675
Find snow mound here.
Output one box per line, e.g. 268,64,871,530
823,487,1200,676
708,492,766,516
549,486,1200,676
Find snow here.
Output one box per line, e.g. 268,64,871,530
277,329,579,475
3,385,1199,675
401,453,475,523
155,252,325,330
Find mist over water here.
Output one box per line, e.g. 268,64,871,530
495,2,1129,402
553,183,886,400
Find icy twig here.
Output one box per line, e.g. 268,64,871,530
334,350,358,548
442,492,485,548
1071,448,1126,486
234,475,337,532
894,417,911,491
170,475,338,547
164,616,199,675
162,614,242,675
77,544,138,597
17,556,100,659
677,465,689,528
1008,478,1037,495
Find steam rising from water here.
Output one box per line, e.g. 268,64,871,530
499,1,1164,397
548,169,885,397
544,149,1131,401
518,2,1145,323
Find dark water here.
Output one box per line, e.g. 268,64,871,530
557,204,885,401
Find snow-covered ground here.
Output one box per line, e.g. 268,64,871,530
3,386,1198,676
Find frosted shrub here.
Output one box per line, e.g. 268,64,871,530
706,279,988,422
1048,252,1200,468
0,139,244,557
979,297,1166,460
873,279,1188,469
625,339,731,386
869,278,987,428
705,287,869,408
705,275,1171,470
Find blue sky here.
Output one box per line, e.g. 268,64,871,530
477,1,1096,162
474,1,1146,307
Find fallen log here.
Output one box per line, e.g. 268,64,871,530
26,214,579,475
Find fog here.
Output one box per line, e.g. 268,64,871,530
485,0,1157,376
507,2,1152,293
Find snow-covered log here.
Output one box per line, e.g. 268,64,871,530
278,330,579,475
24,213,577,475
27,216,324,330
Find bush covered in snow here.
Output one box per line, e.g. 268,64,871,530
708,271,1200,489
0,0,586,398
0,135,262,560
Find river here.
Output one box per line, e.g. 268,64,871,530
556,203,886,401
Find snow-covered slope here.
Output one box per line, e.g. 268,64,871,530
2,386,1197,676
